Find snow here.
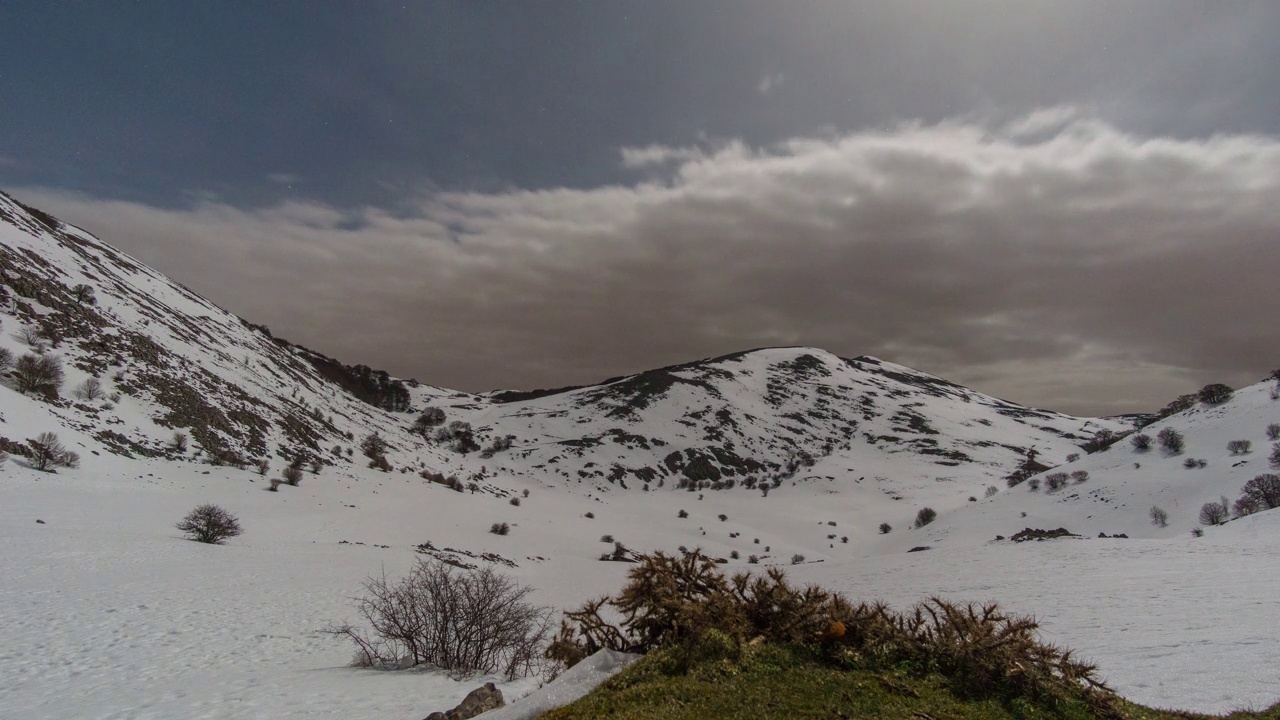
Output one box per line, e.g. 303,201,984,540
479,650,641,720
3,192,1280,717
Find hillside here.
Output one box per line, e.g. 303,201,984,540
2,191,1279,718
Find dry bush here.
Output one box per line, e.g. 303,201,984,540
1157,427,1185,454
176,504,242,544
1149,506,1169,528
913,507,937,528
1267,423,1280,441
879,522,892,534
12,353,64,398
1241,473,1280,510
282,465,304,486
1044,472,1069,493
28,432,67,471
1227,439,1252,455
1130,433,1151,451
1070,470,1089,483
322,557,553,678
73,377,104,401
1199,500,1229,526
255,458,270,475
0,346,13,373
548,550,1117,716
1233,495,1262,518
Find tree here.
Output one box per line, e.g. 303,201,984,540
28,432,66,471
1233,495,1262,518
71,283,96,304
879,522,892,534
1130,434,1152,451
11,353,64,398
0,346,12,373
1149,506,1169,528
323,557,552,678
1157,427,1185,454
434,420,479,454
1272,443,1280,471
1199,501,1229,526
1240,473,1280,510
176,504,243,544
360,431,390,469
913,507,937,528
1197,383,1234,405
412,407,446,434
1227,440,1252,455
72,377,104,401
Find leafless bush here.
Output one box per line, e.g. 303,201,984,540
12,353,64,398
282,465,303,486
1149,506,1169,528
267,478,285,491
1027,478,1041,491
1227,439,1252,455
677,509,688,518
490,522,510,535
171,432,188,453
1268,424,1280,441
1065,453,1080,463
1272,443,1280,470
913,507,937,528
73,377,104,401
17,325,42,346
255,458,270,475
322,558,553,678
879,522,892,534
28,432,68,471
1240,473,1280,510
176,504,243,544
984,485,999,497
1071,470,1089,483
1130,433,1151,451
790,553,806,564
1044,473,1069,493
1157,427,1185,454
0,346,12,373
1232,495,1261,518
509,497,521,506
1191,527,1204,538
1199,500,1229,526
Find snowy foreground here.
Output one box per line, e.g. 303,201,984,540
2,459,1278,719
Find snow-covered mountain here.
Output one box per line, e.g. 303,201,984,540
3,190,1279,718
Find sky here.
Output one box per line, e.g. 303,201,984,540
3,0,1279,415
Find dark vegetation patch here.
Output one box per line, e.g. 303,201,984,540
1009,528,1080,543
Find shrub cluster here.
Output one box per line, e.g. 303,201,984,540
547,551,1117,715
1157,427,1185,454
1227,439,1252,455
12,353,64,398
324,558,552,678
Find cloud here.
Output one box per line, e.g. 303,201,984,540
757,72,784,96
16,110,1280,415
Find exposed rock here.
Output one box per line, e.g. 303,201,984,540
1009,527,1079,542
423,682,504,720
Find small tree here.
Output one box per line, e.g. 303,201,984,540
28,432,66,471
73,377,104,401
1240,473,1280,510
1197,383,1234,405
12,353,64,398
1149,506,1169,528
914,507,937,528
1130,434,1152,451
1157,427,1185,454
71,283,96,304
1199,501,1229,526
0,346,12,373
1233,495,1262,518
1227,439,1252,455
412,407,446,435
879,522,892,534
176,504,242,544
360,431,389,462
1272,442,1280,470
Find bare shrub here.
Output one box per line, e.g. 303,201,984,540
984,485,999,498
718,514,728,522
255,458,270,475
509,497,521,507
1065,453,1080,463
1130,433,1151,451
913,507,937,528
28,432,67,471
1044,472,1069,493
1232,495,1261,518
176,504,243,544
1199,501,1229,526
1027,478,1041,491
1227,439,1252,455
1183,457,1200,469
879,522,892,534
322,557,552,677
1272,443,1280,470
1267,423,1280,441
600,534,615,543
790,554,806,564
0,346,12,373
282,465,304,486
17,325,42,346
1149,506,1169,528
268,478,285,491
171,432,189,454
1157,427,1185,454
1070,470,1089,483
12,353,64,398
677,509,688,518
73,377,104,401
490,522,510,535
1191,527,1204,538
1240,473,1280,510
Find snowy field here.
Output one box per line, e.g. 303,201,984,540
2,457,1278,719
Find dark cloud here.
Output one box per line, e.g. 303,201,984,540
17,111,1280,415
